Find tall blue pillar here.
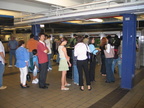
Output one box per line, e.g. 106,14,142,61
121,14,137,89
32,24,41,40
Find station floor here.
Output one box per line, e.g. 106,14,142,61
0,54,144,108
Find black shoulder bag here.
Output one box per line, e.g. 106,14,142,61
85,44,91,62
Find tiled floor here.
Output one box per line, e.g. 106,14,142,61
0,54,144,108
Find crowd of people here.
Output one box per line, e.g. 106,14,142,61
0,33,122,91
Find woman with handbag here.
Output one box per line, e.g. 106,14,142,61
16,40,30,88
104,36,115,83
88,37,99,82
74,36,91,91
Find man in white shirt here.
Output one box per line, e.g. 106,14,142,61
45,35,52,71
0,40,7,90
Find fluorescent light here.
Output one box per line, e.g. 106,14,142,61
35,0,49,4
114,16,123,20
40,24,44,28
89,18,103,22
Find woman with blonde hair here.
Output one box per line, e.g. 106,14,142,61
74,36,91,91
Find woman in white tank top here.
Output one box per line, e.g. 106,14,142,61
58,37,71,90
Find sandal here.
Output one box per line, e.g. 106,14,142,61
65,83,71,87
61,87,69,90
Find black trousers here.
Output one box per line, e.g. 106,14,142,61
89,59,96,81
39,62,48,87
100,55,106,74
77,60,91,86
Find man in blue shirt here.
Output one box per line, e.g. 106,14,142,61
8,37,18,67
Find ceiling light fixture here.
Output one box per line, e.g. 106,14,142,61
35,0,49,3
89,18,103,22
40,24,44,28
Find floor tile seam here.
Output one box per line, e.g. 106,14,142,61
89,68,144,108
123,90,144,108
3,72,19,76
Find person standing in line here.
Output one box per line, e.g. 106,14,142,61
112,35,121,74
0,39,7,90
58,37,71,90
112,37,123,78
99,37,107,76
37,33,49,89
26,34,38,60
88,37,99,82
31,49,39,84
8,37,18,67
68,34,77,47
16,40,30,88
45,35,52,71
83,35,89,45
74,36,91,91
104,36,115,83
73,53,79,85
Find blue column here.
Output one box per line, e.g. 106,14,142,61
121,14,136,89
32,24,41,40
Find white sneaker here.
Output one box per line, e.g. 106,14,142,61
32,80,37,84
35,78,39,83
0,86,7,90
65,83,71,87
49,68,52,70
74,82,79,85
8,65,12,67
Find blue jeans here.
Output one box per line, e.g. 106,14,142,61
112,57,122,78
0,62,5,87
28,52,33,72
105,58,115,82
9,49,16,65
48,54,52,69
56,53,60,63
73,65,79,84
29,52,33,59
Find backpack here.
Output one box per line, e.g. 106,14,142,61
113,48,119,59
29,57,34,71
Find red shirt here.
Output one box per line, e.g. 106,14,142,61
37,41,48,64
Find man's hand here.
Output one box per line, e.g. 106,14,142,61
44,49,48,53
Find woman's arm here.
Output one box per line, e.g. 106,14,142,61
62,47,71,67
105,44,110,53
34,62,39,70
62,47,69,61
38,43,49,53
0,52,5,63
89,44,99,54
24,48,29,66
